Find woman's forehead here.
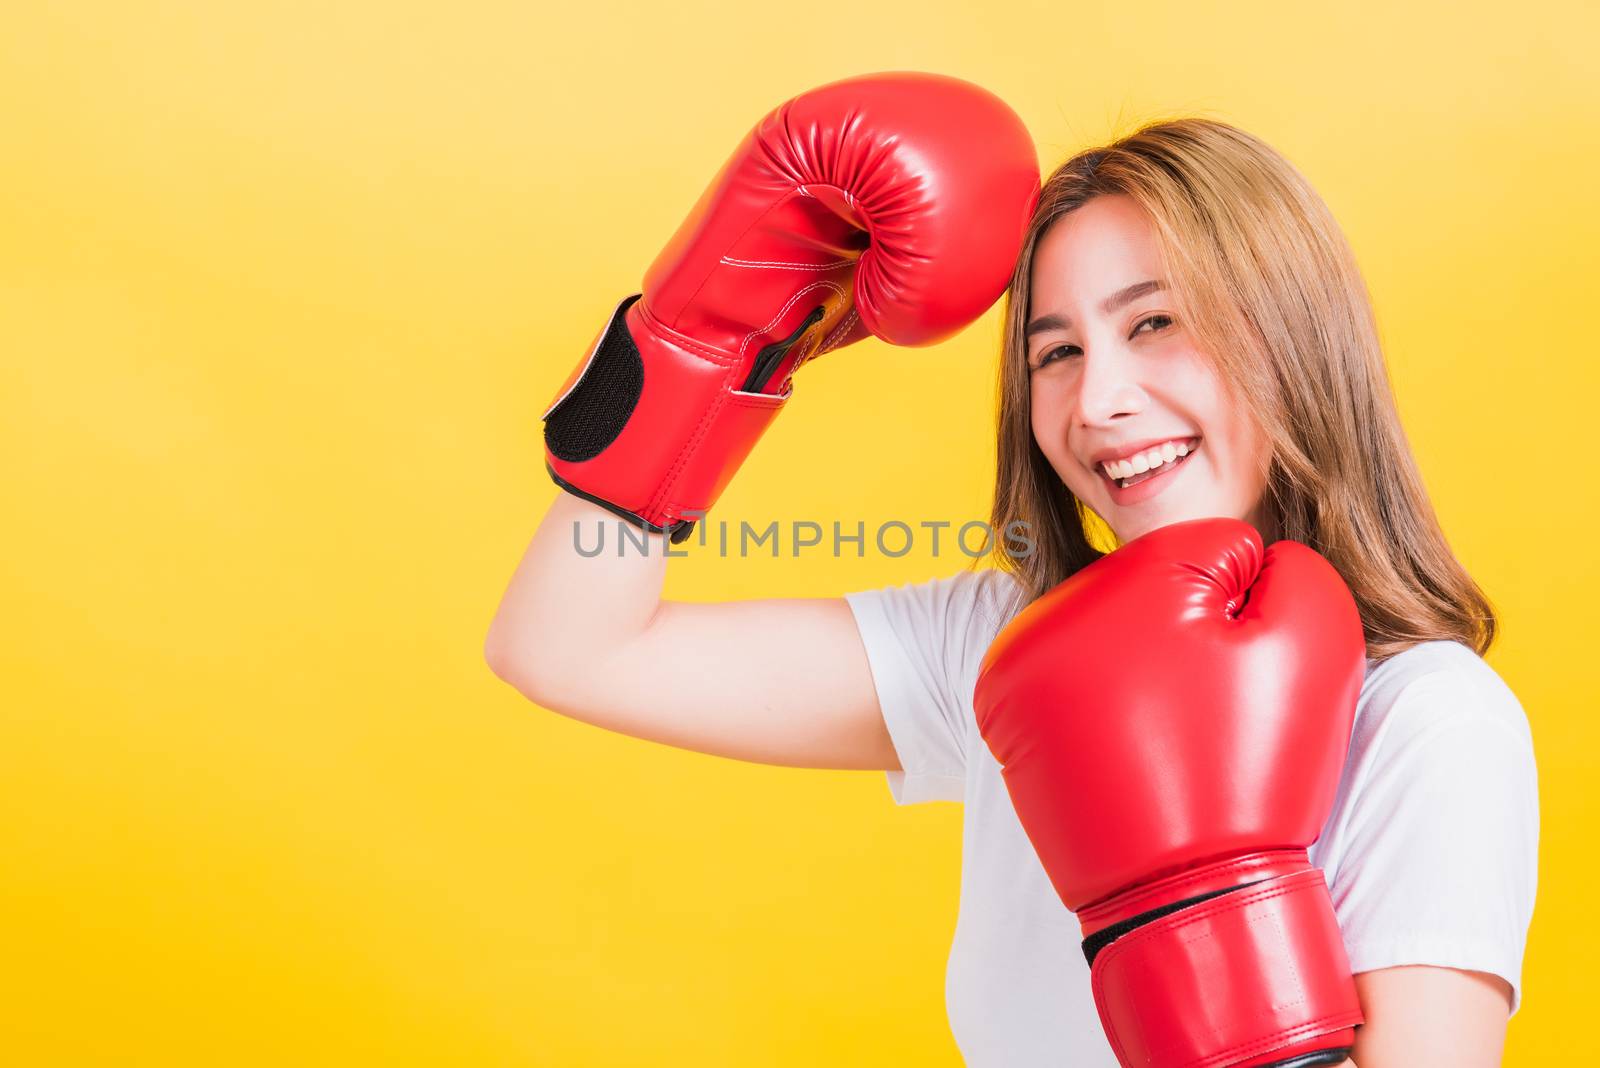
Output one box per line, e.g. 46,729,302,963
1031,201,1164,311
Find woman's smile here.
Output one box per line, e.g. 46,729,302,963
1098,439,1201,506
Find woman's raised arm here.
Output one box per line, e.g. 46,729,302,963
484,490,898,771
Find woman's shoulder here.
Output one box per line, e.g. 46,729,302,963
1354,640,1533,755
849,566,1026,630
939,566,1028,626
843,569,1030,728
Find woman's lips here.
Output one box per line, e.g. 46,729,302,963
1099,441,1199,504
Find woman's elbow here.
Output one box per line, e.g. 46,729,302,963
484,628,561,706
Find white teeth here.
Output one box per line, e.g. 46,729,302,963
1100,438,1196,480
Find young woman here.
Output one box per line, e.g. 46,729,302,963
487,95,1538,1065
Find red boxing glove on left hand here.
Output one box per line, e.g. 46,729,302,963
975,518,1367,1067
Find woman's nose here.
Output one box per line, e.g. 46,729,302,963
1074,346,1148,425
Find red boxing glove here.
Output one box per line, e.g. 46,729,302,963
975,518,1366,1067
542,72,1039,541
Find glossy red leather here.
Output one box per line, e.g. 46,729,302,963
543,72,1040,537
974,517,1366,1066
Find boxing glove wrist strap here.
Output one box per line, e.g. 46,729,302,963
543,295,795,542
1088,866,1363,1068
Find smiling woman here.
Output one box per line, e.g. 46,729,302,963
940,117,1536,1065
486,89,1536,1068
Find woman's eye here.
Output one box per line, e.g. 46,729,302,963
1034,344,1081,368
1132,314,1174,337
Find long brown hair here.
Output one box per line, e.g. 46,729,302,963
988,119,1496,662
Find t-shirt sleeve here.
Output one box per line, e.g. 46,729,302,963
844,570,1021,805
1325,664,1539,1015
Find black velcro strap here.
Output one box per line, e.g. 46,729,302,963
1259,1049,1354,1067
545,295,644,463
1081,878,1269,967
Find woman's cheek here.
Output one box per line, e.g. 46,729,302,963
1034,411,1070,484
1028,387,1056,455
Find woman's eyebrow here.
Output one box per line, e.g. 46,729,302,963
1025,279,1167,338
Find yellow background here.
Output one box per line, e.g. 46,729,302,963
3,2,1594,1063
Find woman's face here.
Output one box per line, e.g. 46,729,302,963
1026,194,1275,546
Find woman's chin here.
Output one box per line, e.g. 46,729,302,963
1107,502,1245,545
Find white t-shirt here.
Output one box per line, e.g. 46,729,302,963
845,567,1539,1067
